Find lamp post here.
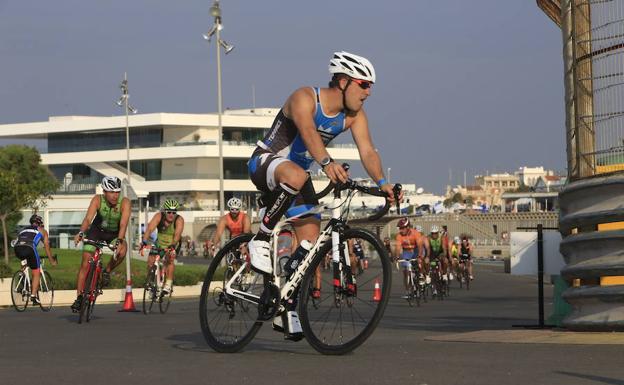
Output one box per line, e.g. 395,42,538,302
203,0,234,216
116,72,137,285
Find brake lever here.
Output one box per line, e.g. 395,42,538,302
393,183,402,215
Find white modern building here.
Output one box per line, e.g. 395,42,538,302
0,109,361,244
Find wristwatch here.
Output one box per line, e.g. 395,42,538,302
319,156,334,168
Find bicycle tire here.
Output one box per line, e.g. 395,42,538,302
159,268,172,314
299,228,392,355
11,271,29,312
86,268,102,322
38,271,54,311
143,266,157,314
78,265,94,324
199,233,264,353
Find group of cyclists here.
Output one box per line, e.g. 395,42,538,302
393,217,473,299
14,50,403,340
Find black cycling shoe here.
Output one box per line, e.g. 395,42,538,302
30,296,41,306
70,296,82,313
101,271,111,287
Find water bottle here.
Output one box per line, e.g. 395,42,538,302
284,240,313,278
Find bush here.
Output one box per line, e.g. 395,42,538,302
0,260,12,278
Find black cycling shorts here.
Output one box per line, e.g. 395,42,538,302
14,245,40,270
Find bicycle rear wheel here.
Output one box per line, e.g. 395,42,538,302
199,233,265,353
38,271,54,311
299,228,392,355
11,271,29,312
143,267,157,314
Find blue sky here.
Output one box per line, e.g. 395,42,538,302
0,1,565,193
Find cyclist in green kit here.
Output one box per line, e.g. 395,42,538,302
71,176,131,312
141,199,185,295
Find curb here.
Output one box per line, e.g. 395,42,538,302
0,279,211,308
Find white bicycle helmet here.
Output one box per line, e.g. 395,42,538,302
329,51,376,83
430,225,440,233
227,197,242,210
415,225,423,233
101,176,122,192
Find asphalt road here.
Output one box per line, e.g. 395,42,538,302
1,262,623,385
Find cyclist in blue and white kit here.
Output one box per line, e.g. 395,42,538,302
247,51,400,340
13,214,56,305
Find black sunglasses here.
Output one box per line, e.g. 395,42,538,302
351,78,372,89
165,210,177,215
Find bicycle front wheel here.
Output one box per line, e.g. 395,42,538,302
160,270,172,314
11,271,29,312
199,233,265,353
79,265,95,324
38,271,54,311
143,267,157,314
299,228,392,355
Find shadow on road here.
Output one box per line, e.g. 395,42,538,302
555,371,624,385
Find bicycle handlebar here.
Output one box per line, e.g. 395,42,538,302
82,238,117,251
314,163,402,222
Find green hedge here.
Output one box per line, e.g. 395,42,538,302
1,248,208,290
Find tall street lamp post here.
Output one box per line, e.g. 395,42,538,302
203,0,234,217
116,72,137,286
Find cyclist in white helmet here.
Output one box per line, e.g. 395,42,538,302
209,197,251,249
71,176,130,312
246,51,400,340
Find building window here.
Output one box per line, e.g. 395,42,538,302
48,126,163,153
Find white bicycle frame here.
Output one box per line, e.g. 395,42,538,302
224,190,355,314
17,258,50,297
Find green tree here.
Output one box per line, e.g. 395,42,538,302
0,145,59,263
443,192,464,208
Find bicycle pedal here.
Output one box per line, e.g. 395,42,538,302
283,332,304,342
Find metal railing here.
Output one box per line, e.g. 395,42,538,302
564,0,624,179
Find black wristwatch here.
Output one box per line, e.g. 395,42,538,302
319,156,334,169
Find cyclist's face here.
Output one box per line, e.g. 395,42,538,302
431,232,439,239
343,77,371,112
399,226,409,235
103,191,120,205
229,208,239,218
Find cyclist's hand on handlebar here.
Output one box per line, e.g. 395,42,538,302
48,255,58,266
74,231,84,246
114,238,124,249
380,184,402,203
323,162,349,184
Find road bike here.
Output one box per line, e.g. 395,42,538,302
199,176,401,355
76,238,118,324
458,256,471,290
10,254,57,312
401,258,426,307
142,245,175,314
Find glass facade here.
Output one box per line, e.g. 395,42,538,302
224,159,249,179
48,126,163,153
223,127,265,144
49,164,102,194
116,160,162,181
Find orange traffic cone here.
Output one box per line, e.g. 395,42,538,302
372,279,381,302
119,279,140,312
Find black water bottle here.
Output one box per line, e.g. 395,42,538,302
284,240,313,278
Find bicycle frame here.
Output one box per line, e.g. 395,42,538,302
223,188,356,312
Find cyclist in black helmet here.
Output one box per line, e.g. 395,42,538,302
14,214,57,305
